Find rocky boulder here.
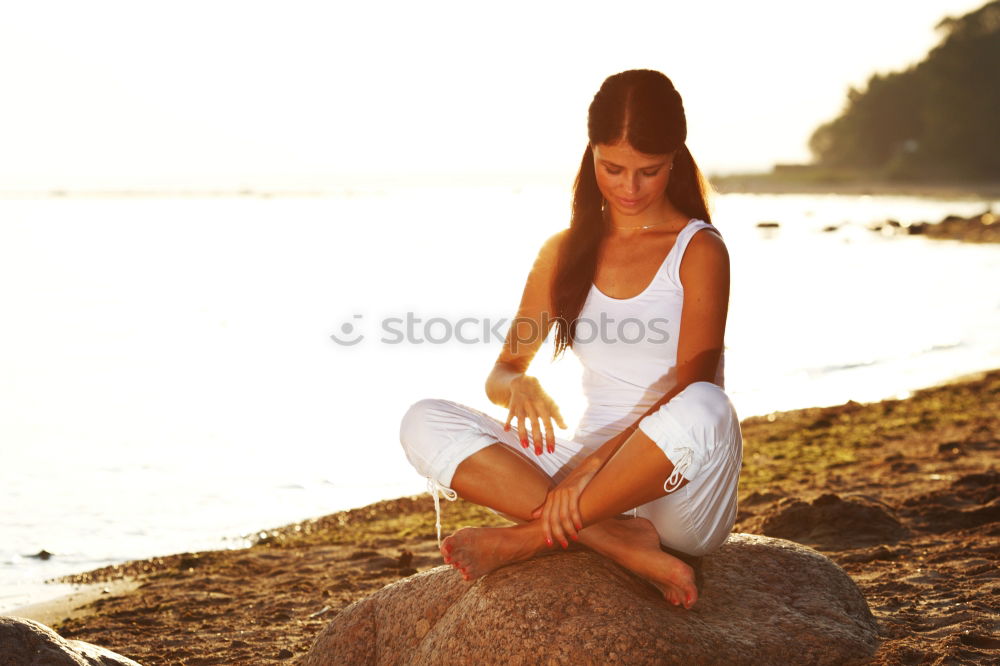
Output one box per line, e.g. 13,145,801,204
303,533,878,665
0,615,141,665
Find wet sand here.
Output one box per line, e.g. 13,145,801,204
11,369,1000,664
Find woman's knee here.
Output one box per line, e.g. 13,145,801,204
399,398,449,478
399,398,449,450
400,397,513,494
399,398,491,475
671,381,736,431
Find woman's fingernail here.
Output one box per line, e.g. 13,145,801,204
561,540,568,549
546,537,553,547
571,534,578,541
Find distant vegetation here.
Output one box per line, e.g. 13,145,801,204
808,1,1000,180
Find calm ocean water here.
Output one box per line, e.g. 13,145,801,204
2,187,999,612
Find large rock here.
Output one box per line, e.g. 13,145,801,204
0,616,141,666
303,533,878,665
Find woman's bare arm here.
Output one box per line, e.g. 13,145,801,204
485,230,569,452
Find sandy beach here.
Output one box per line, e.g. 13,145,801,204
9,369,1000,664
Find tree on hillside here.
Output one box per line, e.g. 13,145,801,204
809,0,1000,179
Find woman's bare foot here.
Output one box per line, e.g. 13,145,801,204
440,517,697,610
580,517,698,609
441,522,547,581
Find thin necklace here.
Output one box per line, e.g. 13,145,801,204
610,219,673,231
601,203,675,231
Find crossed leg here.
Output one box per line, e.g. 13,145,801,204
442,433,699,608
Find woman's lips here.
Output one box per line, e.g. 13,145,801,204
617,197,641,207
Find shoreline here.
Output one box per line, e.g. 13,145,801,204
10,579,138,628
1,177,999,201
709,174,1000,200
7,368,1000,663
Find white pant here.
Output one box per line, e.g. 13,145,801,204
399,381,743,556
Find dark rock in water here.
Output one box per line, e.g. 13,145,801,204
303,533,878,665
821,224,841,232
869,219,903,235
758,493,908,549
900,211,1000,242
28,549,53,560
756,221,780,228
0,616,142,665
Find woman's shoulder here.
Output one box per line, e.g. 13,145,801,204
543,228,570,252
531,228,570,271
689,218,723,237
679,222,730,284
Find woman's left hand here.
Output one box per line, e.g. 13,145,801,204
531,456,601,549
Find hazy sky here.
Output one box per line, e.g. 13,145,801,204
0,0,987,190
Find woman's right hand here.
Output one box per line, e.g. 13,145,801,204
504,375,567,455
530,455,601,548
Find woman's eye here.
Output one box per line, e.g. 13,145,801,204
604,167,660,176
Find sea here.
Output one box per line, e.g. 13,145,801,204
2,186,999,612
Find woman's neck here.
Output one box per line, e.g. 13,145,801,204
606,199,687,237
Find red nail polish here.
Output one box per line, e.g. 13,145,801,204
546,537,553,547
571,534,578,541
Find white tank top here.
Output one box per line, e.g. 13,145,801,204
570,218,726,449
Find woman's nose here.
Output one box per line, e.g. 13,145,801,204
624,173,639,194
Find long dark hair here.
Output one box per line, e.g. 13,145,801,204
550,69,713,358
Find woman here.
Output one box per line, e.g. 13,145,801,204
399,69,742,610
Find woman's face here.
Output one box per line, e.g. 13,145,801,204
592,140,674,218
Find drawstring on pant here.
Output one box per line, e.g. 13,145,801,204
663,447,694,493
426,477,457,547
